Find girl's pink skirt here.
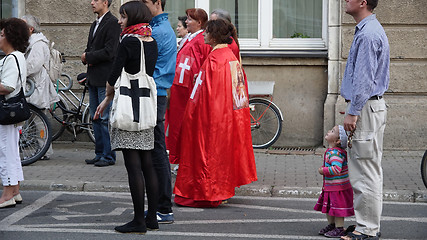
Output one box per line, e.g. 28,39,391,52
314,188,354,217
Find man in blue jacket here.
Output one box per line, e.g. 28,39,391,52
142,0,177,224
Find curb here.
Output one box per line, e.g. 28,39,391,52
21,180,427,203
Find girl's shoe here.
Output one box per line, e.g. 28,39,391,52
319,223,335,235
0,198,16,208
324,227,346,238
145,217,159,231
14,193,23,204
114,221,146,234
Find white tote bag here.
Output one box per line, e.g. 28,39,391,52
110,37,157,131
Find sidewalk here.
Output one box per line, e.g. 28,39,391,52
20,142,427,202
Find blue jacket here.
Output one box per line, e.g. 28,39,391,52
150,13,177,96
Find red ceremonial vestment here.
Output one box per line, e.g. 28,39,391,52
173,45,257,207
166,32,211,164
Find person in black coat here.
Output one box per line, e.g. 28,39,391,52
81,0,121,167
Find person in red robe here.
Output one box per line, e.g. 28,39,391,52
173,19,257,208
166,8,210,164
166,8,245,165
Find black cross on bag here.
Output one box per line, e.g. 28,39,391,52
110,38,157,131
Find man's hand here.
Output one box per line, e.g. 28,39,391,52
344,114,358,132
81,53,87,65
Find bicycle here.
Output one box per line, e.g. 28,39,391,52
48,73,95,143
19,80,53,166
421,150,427,189
247,81,283,149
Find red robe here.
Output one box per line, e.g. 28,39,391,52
173,45,257,207
166,34,244,164
166,32,211,164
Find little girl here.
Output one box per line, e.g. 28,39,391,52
314,125,354,238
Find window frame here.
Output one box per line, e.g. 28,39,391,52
194,0,328,52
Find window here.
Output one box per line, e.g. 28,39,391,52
0,0,18,19
165,0,195,34
165,0,327,52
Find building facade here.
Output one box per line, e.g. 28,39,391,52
2,0,426,149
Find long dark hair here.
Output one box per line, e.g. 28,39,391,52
120,1,152,27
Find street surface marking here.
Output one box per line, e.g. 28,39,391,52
1,226,404,240
0,191,60,229
52,207,128,220
1,191,424,240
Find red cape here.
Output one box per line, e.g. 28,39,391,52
166,35,245,164
166,32,211,164
173,46,257,207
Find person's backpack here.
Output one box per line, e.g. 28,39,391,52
44,42,63,81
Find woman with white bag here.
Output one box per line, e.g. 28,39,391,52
94,1,159,234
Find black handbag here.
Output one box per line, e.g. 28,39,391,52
0,54,31,125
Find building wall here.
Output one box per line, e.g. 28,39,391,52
325,0,427,150
23,0,426,149
243,58,328,147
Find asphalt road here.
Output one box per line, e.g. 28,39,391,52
0,191,426,240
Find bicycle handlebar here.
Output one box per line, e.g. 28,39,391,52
24,79,35,97
55,73,73,92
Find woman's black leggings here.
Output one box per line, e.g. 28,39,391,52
122,149,159,224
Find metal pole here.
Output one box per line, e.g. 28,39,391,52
235,0,239,35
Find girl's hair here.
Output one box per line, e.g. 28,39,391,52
0,18,30,53
120,1,152,27
205,19,235,45
178,16,187,28
21,15,41,33
210,9,239,48
185,8,208,29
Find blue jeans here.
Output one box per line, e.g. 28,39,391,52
88,85,116,163
152,96,172,214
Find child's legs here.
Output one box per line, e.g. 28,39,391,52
326,214,344,228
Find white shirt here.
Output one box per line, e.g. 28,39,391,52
93,11,108,36
0,51,27,100
187,30,203,42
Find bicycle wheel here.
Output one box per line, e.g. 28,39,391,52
19,105,52,166
83,106,95,143
421,150,427,189
249,98,283,149
48,98,68,141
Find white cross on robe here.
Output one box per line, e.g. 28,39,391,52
190,71,203,99
178,58,191,84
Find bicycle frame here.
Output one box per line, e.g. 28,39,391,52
50,75,93,140
249,96,284,123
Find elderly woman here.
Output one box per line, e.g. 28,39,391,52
22,15,59,160
166,8,211,164
173,19,257,208
176,16,188,52
22,15,58,111
0,18,29,208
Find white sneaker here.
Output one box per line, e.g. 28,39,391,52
0,198,16,208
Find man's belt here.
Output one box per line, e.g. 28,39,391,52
345,95,383,103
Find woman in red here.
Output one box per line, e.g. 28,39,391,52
166,8,211,164
173,19,257,208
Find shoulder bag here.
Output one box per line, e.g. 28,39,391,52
110,37,157,131
0,54,31,125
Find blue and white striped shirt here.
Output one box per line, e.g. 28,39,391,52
340,14,390,116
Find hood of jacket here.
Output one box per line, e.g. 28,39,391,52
27,32,49,52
